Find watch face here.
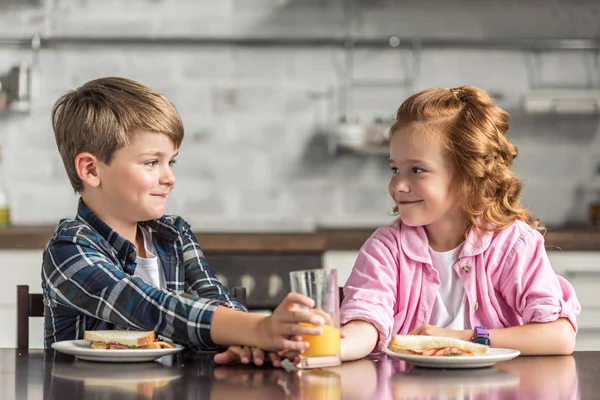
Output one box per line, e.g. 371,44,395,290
474,336,491,346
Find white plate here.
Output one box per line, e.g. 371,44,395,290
385,347,520,369
51,340,184,363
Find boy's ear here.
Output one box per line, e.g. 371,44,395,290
75,152,101,188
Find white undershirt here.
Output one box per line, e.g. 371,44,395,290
134,226,166,289
428,243,469,330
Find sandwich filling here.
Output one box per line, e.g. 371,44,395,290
84,330,176,350
89,340,176,350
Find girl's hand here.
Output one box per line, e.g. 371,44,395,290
408,324,472,342
214,346,283,367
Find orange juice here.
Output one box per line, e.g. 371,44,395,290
299,324,341,358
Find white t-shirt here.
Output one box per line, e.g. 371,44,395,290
428,243,469,330
134,226,166,289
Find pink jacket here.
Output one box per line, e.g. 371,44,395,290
340,219,581,352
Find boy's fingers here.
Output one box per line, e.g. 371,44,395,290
280,338,310,352
213,350,236,364
279,292,315,310
252,347,265,366
241,346,252,364
283,322,322,337
269,352,282,367
310,308,333,325
280,310,324,326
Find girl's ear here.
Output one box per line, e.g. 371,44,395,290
75,152,101,188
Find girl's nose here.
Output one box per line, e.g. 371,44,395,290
392,177,410,193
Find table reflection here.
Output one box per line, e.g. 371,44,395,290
391,365,519,399
48,355,183,399
211,358,378,400
388,355,578,400
36,350,580,400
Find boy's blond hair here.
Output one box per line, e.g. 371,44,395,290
52,77,184,193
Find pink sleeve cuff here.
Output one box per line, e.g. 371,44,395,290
341,300,393,353
522,298,580,332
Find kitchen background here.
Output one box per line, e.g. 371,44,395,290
2,0,600,351
0,0,599,230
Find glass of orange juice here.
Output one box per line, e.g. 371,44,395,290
289,268,341,369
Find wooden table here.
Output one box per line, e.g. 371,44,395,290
3,348,597,399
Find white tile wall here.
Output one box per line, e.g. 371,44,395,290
0,0,599,228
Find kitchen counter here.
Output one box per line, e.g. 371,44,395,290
3,349,594,399
1,225,600,252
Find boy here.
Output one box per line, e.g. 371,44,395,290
42,77,323,358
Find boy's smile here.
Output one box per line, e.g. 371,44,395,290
85,130,178,233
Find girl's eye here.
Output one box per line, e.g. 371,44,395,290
169,159,177,167
412,167,425,174
390,166,399,174
145,160,158,167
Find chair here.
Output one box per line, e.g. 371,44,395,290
15,284,248,349
16,285,44,349
231,286,247,307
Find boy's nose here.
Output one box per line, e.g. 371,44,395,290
160,169,176,186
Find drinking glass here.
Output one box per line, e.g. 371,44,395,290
289,268,341,369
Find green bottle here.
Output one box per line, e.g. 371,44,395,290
0,146,10,227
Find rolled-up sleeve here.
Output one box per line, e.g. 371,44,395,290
44,233,225,349
340,229,399,351
499,229,581,331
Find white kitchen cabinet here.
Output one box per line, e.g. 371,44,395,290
0,250,45,349
324,250,600,351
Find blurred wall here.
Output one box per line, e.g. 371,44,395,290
0,0,599,229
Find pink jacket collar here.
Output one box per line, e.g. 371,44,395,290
398,219,494,263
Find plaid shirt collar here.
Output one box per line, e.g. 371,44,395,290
74,198,179,265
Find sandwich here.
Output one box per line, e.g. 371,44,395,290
84,330,176,350
388,335,489,356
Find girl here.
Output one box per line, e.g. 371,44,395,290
339,86,581,362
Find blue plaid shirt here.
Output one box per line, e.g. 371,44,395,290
41,199,246,349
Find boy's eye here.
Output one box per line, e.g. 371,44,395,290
390,166,399,174
169,159,177,167
145,160,158,167
412,167,425,174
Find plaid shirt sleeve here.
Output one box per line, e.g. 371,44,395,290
43,226,228,350
179,222,247,313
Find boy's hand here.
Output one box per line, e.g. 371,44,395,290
255,292,325,352
214,346,283,367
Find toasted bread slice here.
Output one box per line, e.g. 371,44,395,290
83,330,156,347
388,335,488,355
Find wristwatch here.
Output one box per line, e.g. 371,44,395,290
472,326,491,346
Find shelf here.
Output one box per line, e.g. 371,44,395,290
0,35,598,51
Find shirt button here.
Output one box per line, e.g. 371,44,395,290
462,265,470,273
474,302,479,310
